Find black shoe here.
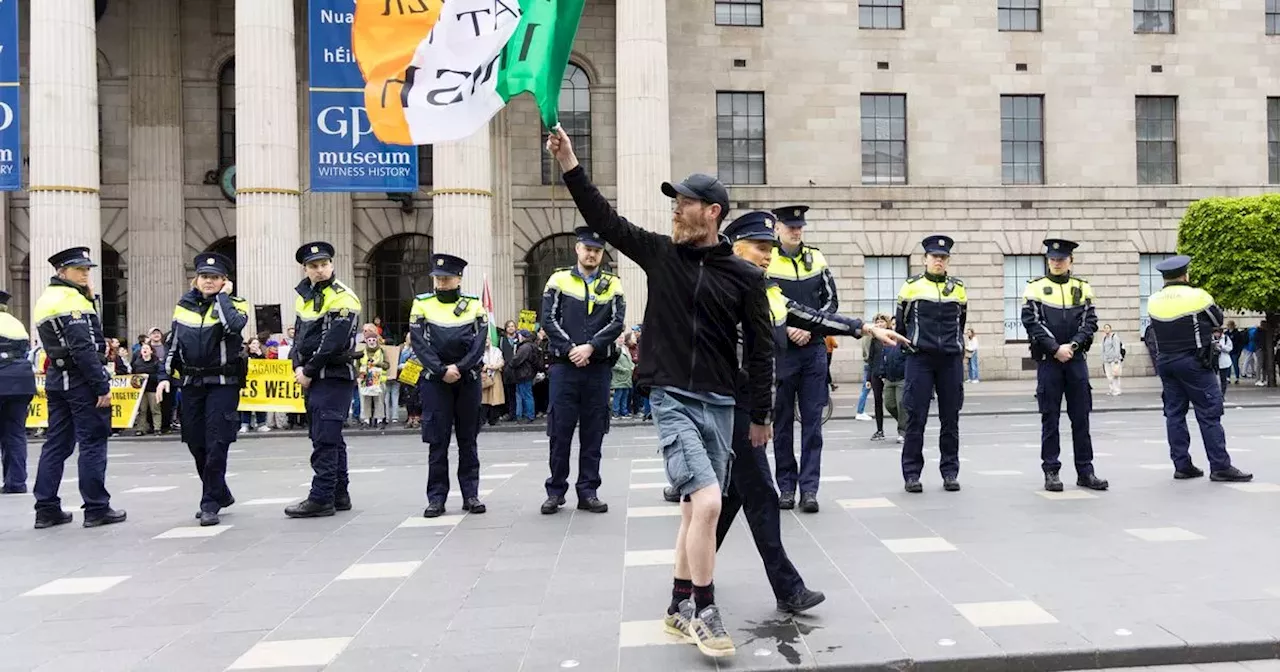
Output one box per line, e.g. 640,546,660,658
777,587,826,614
870,430,885,442
1077,473,1110,490
334,493,352,511
662,487,680,504
34,510,73,529
199,511,220,527
799,492,819,513
577,497,608,513
904,478,923,494
83,508,127,528
1174,465,1205,480
284,499,336,518
541,496,565,514
463,497,486,514
779,492,796,510
219,494,236,509
423,502,446,518
1210,466,1253,482
2,484,27,494
942,476,961,492
1044,471,1064,492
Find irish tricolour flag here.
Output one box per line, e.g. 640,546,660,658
353,0,585,145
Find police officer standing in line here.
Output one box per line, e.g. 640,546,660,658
539,227,625,515
32,247,126,528
155,253,249,526
410,253,490,518
1020,239,1110,492
766,205,838,513
1146,256,1252,482
286,242,363,519
896,236,967,494
0,289,34,494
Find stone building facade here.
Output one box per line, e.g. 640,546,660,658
3,0,1277,380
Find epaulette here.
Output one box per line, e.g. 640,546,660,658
950,277,965,287
906,273,923,283
552,266,572,274
414,292,435,301
331,280,352,294
804,244,821,252
461,293,480,300
1073,275,1089,284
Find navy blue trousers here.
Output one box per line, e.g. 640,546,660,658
901,352,964,480
180,384,240,513
545,361,609,499
773,343,828,495
421,376,482,504
306,378,352,505
0,394,30,489
34,386,112,515
1036,357,1096,476
1158,353,1233,473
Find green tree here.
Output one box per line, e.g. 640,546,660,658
1177,195,1280,385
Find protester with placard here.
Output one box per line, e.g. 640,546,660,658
0,289,33,494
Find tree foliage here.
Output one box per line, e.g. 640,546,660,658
1178,195,1280,313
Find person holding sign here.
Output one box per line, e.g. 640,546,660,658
286,242,363,519
155,253,249,527
409,253,490,518
0,290,33,494
32,247,125,529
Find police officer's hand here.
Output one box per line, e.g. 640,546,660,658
787,327,811,346
221,280,234,295
568,344,594,367
96,393,111,409
866,326,910,347
294,366,313,389
749,423,772,448
443,364,461,383
155,380,170,403
1054,344,1074,362
545,126,580,172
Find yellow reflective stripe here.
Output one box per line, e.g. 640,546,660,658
898,278,967,304
548,271,621,316
1022,277,1094,308
172,304,218,327
767,285,788,327
418,298,483,327
34,287,94,323
1148,286,1213,321
766,248,830,282
0,313,28,340
296,285,363,319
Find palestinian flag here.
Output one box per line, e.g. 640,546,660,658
482,274,499,347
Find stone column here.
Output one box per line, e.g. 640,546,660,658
27,0,102,325
490,108,516,321
127,0,185,337
614,0,673,321
296,92,354,285
236,0,301,334
432,125,493,299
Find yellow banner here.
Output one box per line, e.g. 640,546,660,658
238,359,306,413
518,309,538,334
27,374,147,430
353,0,443,145
398,359,422,385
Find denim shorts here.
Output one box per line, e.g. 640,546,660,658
650,387,734,497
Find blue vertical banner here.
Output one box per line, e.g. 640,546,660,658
0,0,21,191
308,0,417,192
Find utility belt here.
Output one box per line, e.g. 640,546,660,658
298,351,358,367
44,346,108,368
182,358,248,379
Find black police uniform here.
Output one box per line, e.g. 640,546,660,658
1147,255,1251,482
287,242,363,518
32,247,126,528
1020,239,1109,492
160,253,249,526
765,205,838,511
0,289,34,494
539,227,626,514
410,253,489,518
895,236,967,493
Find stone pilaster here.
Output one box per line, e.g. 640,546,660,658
490,109,516,321
296,83,354,286
432,125,493,299
236,0,301,334
127,0,185,337
614,0,673,321
27,0,102,325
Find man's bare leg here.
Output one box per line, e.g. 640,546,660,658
685,484,722,586
673,500,692,579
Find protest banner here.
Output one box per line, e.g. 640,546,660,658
398,359,422,385
26,374,146,430
518,309,538,334
238,359,307,413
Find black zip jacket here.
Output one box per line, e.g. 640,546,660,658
562,166,774,425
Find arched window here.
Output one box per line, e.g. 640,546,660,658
524,233,612,314
218,59,235,168
541,64,591,184
100,243,126,340
369,234,434,343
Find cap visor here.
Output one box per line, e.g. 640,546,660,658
661,181,699,201
428,270,460,277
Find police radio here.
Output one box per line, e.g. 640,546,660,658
594,276,611,295
801,250,814,272
1071,285,1083,306
943,278,957,296
454,298,470,317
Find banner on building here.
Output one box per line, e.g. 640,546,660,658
26,374,147,430
0,0,22,191
308,0,417,192
238,359,307,413
353,0,586,146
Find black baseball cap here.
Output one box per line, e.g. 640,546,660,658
661,174,730,221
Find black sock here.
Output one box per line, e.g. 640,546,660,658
694,582,715,611
669,578,693,615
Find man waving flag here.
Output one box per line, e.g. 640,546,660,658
354,0,586,145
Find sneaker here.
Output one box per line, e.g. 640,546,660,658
870,430,885,441
662,598,695,642
854,413,872,422
895,433,904,443
238,425,248,434
689,604,736,658
257,425,272,433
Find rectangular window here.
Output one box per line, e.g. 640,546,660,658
859,0,904,29
1136,96,1178,185
716,91,767,185
1004,255,1044,342
715,0,763,26
1268,0,1279,35
998,0,1041,31
1139,253,1174,334
860,94,908,185
864,256,909,320
1001,95,1045,184
1269,97,1279,184
417,145,433,187
1134,0,1174,33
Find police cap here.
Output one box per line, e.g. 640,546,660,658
770,205,810,227
723,211,779,243
194,252,234,277
0,289,10,306
921,235,955,256
660,173,731,221
296,241,336,265
1043,238,1079,260
48,247,97,269
574,226,605,249
1155,255,1191,278
430,253,468,277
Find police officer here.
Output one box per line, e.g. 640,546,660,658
32,247,126,528
1021,239,1110,492
410,253,489,518
766,205,838,513
539,227,625,515
1147,256,1252,482
155,253,249,526
896,236,967,493
286,241,362,519
0,289,34,494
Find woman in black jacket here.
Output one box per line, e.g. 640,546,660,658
130,343,162,435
